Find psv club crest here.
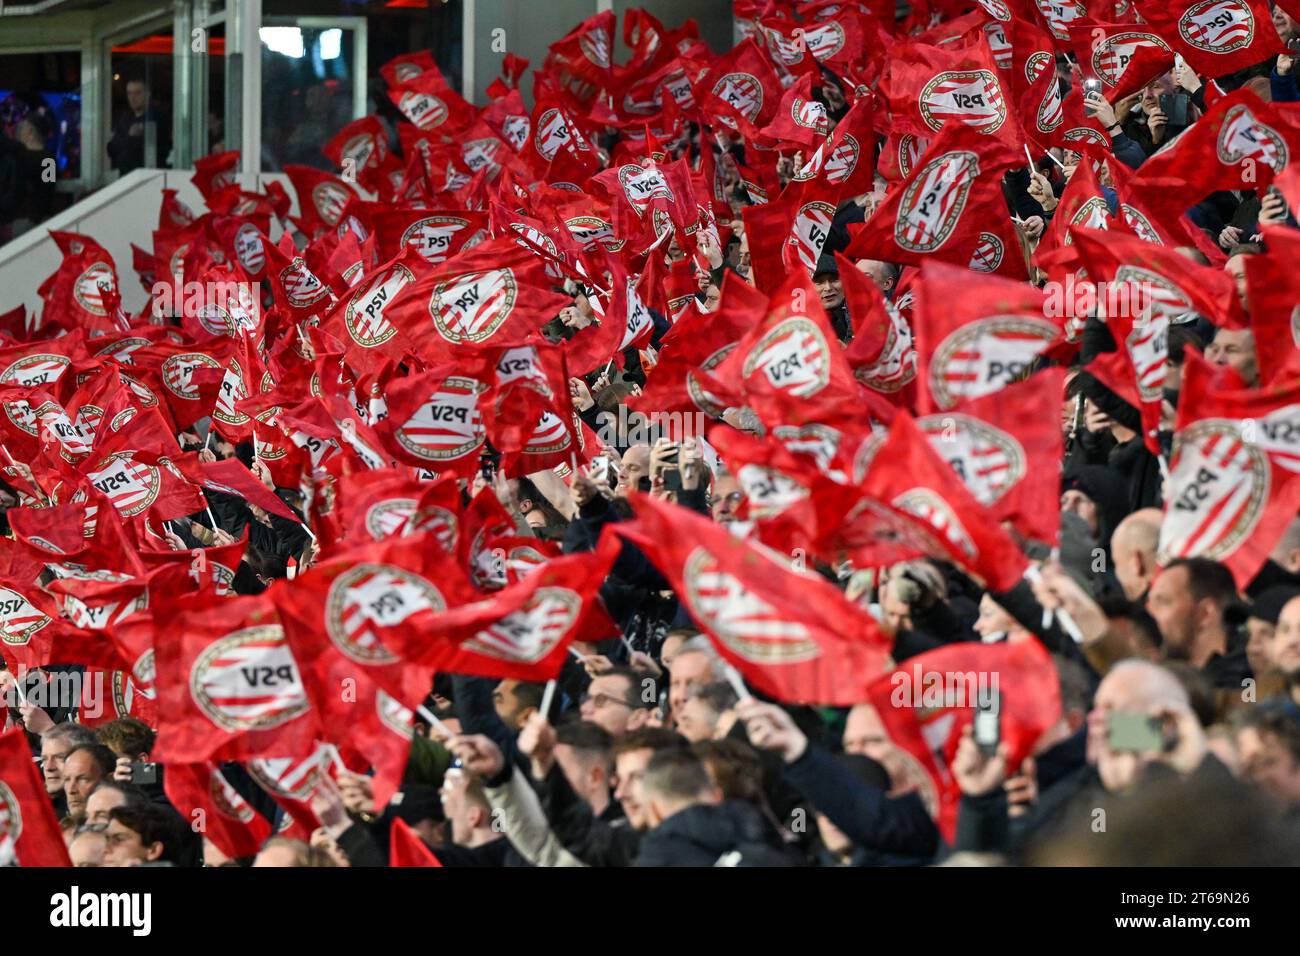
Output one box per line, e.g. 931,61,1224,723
682,549,821,664
918,70,1006,135
1179,0,1255,55
190,625,310,733
430,269,518,344
325,563,446,665
895,150,980,254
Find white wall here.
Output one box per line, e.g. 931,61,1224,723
0,169,293,320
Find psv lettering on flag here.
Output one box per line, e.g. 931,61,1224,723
790,202,836,271
1160,419,1270,561
430,270,518,344
1180,0,1255,53
1,354,70,388
462,587,582,662
918,71,1007,134
929,317,1060,409
0,588,50,646
190,625,310,733
325,564,446,664
396,377,486,462
401,217,471,264
89,455,160,517
345,263,416,346
896,151,980,254
399,91,449,130
743,318,832,398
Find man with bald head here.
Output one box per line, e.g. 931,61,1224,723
615,444,650,498
1087,660,1208,793
1111,508,1163,601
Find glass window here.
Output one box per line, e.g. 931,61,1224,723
108,34,176,173
0,50,81,242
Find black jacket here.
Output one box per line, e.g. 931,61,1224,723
632,800,796,866
782,743,939,863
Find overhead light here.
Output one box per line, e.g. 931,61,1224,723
259,26,304,59
319,28,342,61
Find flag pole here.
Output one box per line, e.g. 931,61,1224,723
721,662,752,702
538,679,558,719
416,704,453,739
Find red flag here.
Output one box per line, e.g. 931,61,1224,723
397,540,621,681
858,412,1031,592
696,38,782,140
1069,22,1175,102
1130,89,1300,215
1158,355,1300,589
844,122,1023,275
390,817,443,867
153,591,321,763
910,261,1061,414
163,762,273,860
864,638,1061,843
1135,0,1286,79
0,728,72,866
612,493,894,706
915,368,1066,545
709,270,864,429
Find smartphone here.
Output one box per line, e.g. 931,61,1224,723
973,690,1001,757
1159,92,1191,130
587,455,610,485
1083,78,1101,117
129,762,159,786
1106,711,1168,753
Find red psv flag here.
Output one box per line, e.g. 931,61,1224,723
163,762,272,860
858,412,1030,592
270,533,475,708
374,359,493,477
696,38,782,140
1131,89,1300,213
761,73,831,147
911,261,1061,414
1069,23,1174,102
394,237,570,355
153,592,320,763
613,494,894,706
283,165,359,238
710,271,863,429
879,40,1016,144
398,540,621,681
0,728,71,866
865,639,1061,844
1158,357,1300,589
915,369,1066,546
845,123,1023,274
1135,0,1286,79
